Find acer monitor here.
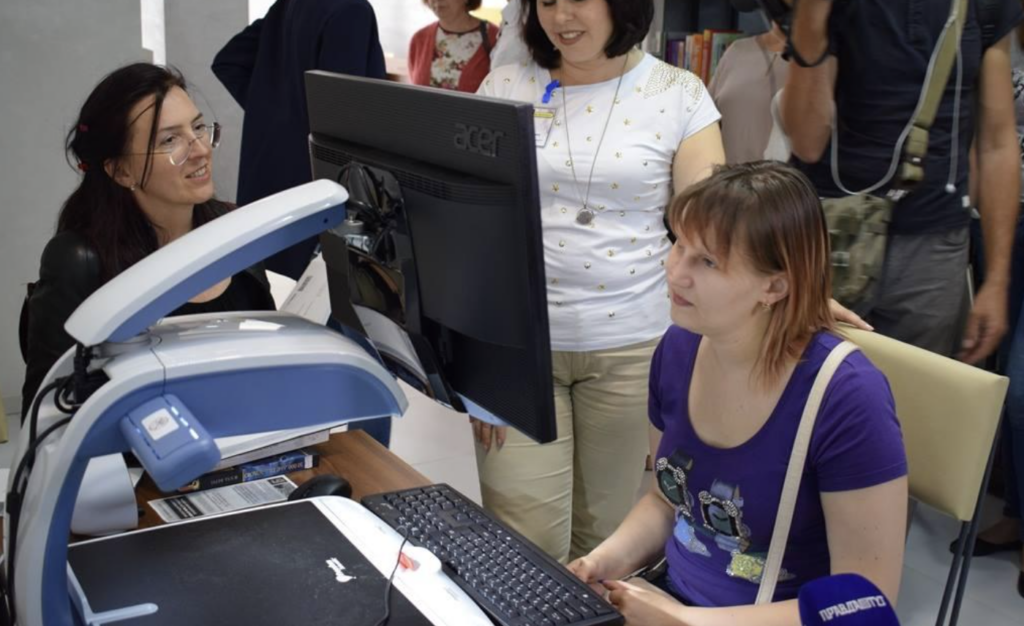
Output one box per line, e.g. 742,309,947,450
304,70,556,444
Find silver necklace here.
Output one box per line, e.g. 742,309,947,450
561,53,631,226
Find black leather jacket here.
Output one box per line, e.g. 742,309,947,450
21,230,274,420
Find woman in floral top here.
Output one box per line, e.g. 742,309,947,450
409,0,499,93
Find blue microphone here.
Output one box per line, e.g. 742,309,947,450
798,573,900,625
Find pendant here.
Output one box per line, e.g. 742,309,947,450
576,208,595,226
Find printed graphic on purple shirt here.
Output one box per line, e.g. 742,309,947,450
649,328,907,608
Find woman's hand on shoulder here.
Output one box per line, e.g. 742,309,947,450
829,298,873,331
601,578,688,626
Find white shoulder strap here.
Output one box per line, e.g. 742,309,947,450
754,340,859,605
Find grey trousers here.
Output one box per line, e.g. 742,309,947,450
854,227,971,358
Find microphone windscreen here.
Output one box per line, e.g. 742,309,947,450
798,573,900,626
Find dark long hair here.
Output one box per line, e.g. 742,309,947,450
521,0,653,69
58,63,223,281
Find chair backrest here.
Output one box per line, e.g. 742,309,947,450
838,326,1008,522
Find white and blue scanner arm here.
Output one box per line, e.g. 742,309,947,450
7,181,409,626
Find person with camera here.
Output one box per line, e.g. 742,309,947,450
567,161,908,624
781,0,1022,363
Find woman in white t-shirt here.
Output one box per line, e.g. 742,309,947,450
473,0,725,563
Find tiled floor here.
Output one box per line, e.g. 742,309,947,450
4,392,1024,624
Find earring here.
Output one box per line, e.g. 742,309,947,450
761,301,772,311
129,182,137,192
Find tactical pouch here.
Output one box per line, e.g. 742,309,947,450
821,194,893,308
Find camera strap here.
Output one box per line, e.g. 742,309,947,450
830,0,968,199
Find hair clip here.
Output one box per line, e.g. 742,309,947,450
77,162,89,172
78,124,89,133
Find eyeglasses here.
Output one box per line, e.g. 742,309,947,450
129,121,222,166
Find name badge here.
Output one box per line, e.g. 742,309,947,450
534,106,557,148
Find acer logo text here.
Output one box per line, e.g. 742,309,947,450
454,124,504,157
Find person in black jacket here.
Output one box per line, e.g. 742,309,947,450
21,63,275,419
212,0,387,280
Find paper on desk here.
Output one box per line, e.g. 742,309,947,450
148,475,297,523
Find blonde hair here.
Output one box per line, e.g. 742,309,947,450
667,161,836,386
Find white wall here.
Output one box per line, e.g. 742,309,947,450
165,0,248,206
0,0,147,414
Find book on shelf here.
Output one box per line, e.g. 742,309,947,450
699,29,742,83
709,31,745,81
664,31,745,85
689,34,703,79
175,448,321,493
213,426,331,471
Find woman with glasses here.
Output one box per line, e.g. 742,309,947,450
20,63,275,417
566,162,908,623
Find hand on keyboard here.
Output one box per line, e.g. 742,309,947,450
363,484,623,626
567,554,615,597
600,578,685,626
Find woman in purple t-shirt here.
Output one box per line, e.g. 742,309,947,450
568,161,908,623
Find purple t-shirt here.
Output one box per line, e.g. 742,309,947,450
649,327,907,607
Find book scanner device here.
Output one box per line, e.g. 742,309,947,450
5,180,490,625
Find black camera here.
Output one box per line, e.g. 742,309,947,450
729,0,794,32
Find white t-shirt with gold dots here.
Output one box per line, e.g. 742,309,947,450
479,53,720,352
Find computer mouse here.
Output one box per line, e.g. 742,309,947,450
288,474,353,501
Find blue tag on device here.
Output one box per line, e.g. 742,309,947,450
120,394,220,492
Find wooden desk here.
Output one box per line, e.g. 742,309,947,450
135,430,432,530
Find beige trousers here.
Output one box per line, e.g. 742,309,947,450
475,337,658,563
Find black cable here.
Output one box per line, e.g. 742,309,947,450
25,380,61,466
373,535,410,626
0,566,10,626
2,345,92,623
4,377,74,626
53,377,77,415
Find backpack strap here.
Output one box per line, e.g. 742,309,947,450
978,0,1001,50
897,0,969,192
829,0,968,198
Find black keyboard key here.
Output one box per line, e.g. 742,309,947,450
363,485,622,626
574,601,595,618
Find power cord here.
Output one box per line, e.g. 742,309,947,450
3,377,76,626
1,343,100,624
373,534,410,626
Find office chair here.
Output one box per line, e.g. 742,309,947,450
838,326,1009,626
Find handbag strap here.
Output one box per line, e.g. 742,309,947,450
829,0,968,197
479,20,492,57
754,340,860,605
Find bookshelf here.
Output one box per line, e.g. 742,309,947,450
651,0,768,84
660,0,767,41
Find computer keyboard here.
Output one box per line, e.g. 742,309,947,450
362,484,623,626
